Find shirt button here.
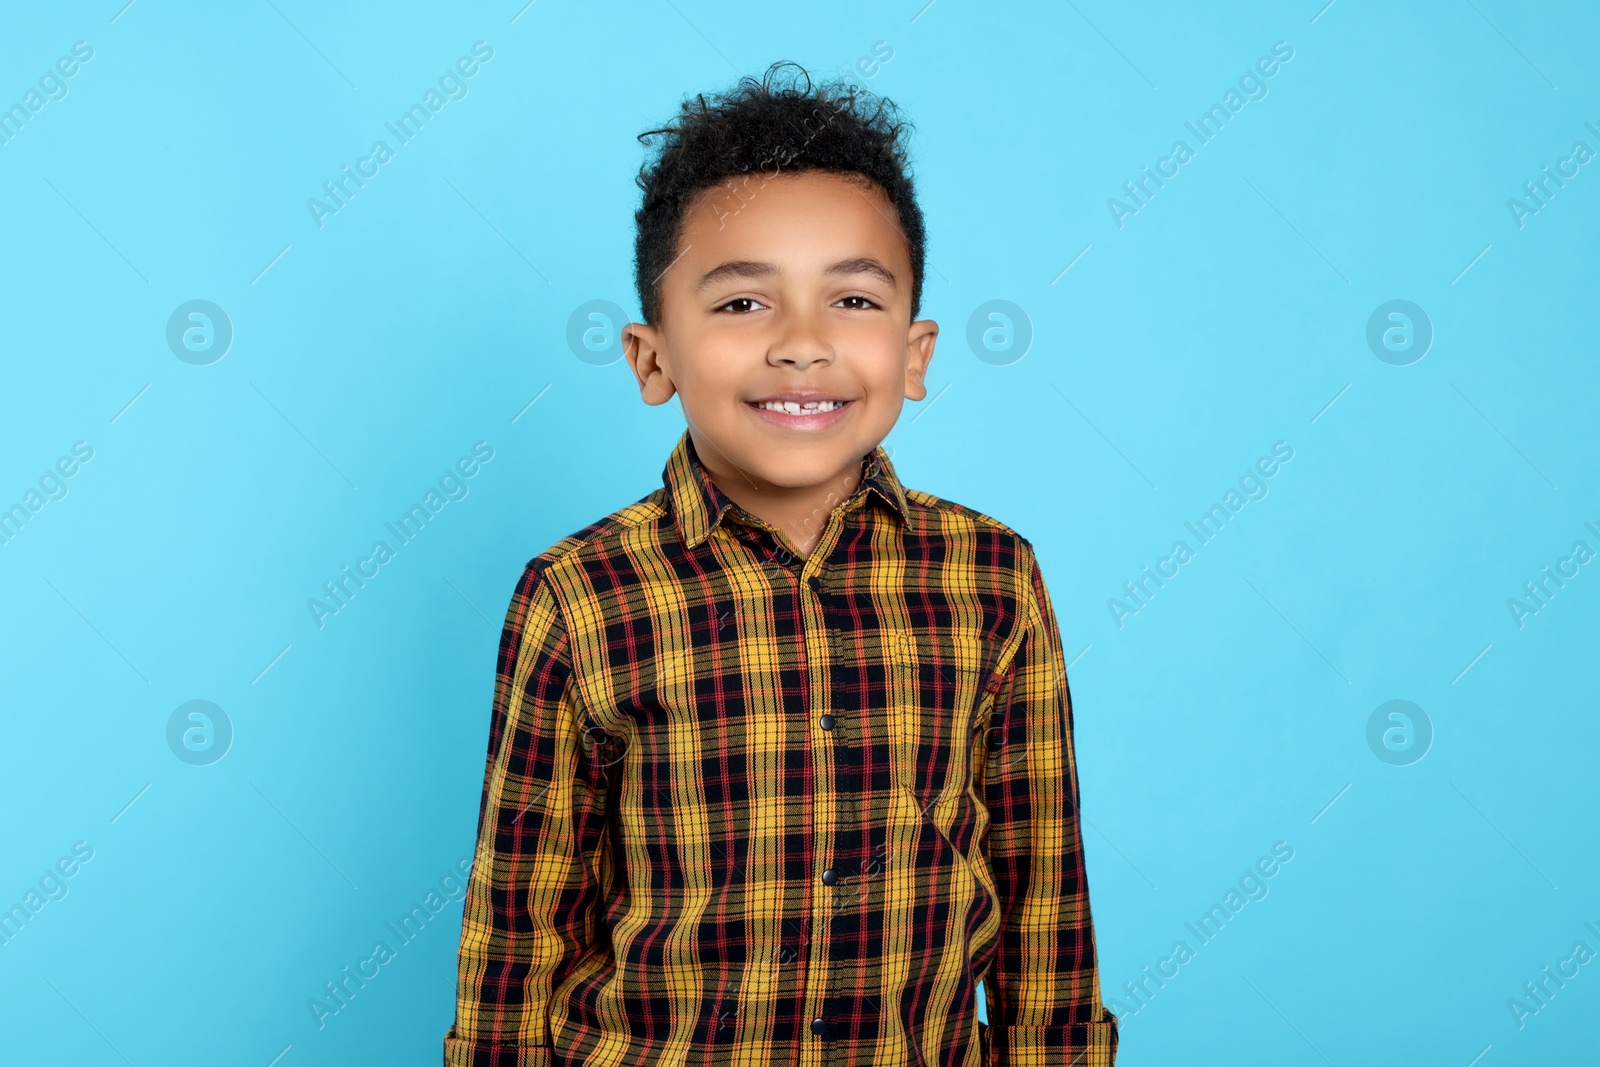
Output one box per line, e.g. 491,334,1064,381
810,1017,827,1036
821,868,837,886
819,714,835,731
807,575,822,593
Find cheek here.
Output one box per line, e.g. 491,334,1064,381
851,327,911,391
670,334,754,418
838,315,902,361
686,332,755,388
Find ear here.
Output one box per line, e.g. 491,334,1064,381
903,318,938,402
623,322,677,406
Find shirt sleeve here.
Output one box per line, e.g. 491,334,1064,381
444,563,613,1066
980,549,1119,1067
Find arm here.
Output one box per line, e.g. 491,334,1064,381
444,564,612,1066
981,549,1118,1067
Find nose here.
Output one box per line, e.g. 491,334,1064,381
767,304,833,370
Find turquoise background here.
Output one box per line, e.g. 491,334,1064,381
2,1,1597,1063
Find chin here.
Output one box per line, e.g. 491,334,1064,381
743,444,857,486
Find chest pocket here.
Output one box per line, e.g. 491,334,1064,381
882,626,989,802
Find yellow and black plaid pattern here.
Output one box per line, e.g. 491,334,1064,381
445,429,1118,1066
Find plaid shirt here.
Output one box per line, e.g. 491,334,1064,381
445,429,1117,1066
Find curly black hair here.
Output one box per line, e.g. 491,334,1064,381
632,60,925,327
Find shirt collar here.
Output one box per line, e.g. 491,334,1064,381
663,428,908,550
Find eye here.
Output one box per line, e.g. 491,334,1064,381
836,295,881,311
716,297,766,314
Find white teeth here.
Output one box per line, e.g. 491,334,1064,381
756,399,844,414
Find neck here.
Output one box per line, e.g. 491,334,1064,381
690,431,866,558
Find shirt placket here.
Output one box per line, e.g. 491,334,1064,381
722,487,875,1064
793,492,873,1066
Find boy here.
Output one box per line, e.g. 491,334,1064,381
444,62,1118,1066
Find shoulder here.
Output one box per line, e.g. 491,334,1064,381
534,489,667,568
902,489,1062,671
492,488,668,646
901,486,1040,569
485,492,671,682
900,487,1052,667
518,488,670,590
901,486,1056,634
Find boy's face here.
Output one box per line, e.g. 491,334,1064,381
624,170,936,505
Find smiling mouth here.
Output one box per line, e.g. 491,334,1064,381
747,399,851,415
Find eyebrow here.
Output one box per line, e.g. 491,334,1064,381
693,257,899,292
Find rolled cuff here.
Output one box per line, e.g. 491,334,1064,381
987,1014,1120,1067
443,1031,552,1067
